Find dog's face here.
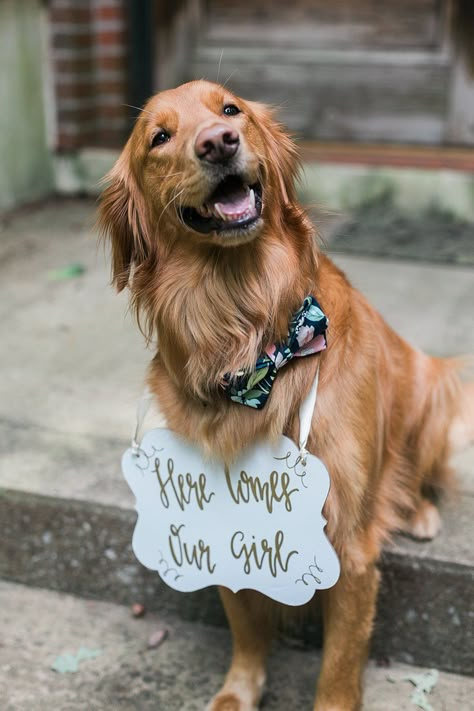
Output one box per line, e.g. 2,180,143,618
140,81,264,244
100,81,300,289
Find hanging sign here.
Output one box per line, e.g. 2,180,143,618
122,427,340,606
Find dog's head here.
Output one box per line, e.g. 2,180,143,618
99,80,301,290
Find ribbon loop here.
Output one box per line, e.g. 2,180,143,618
225,296,328,409
298,364,320,461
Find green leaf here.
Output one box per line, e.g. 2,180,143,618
48,263,86,281
246,366,269,389
51,647,102,673
242,389,264,400
404,670,439,695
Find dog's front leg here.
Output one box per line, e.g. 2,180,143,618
207,587,272,711
314,564,380,711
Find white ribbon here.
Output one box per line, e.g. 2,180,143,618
131,363,321,459
298,364,320,465
131,386,153,456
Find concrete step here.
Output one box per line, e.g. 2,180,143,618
2,580,473,711
1,427,473,676
0,200,473,678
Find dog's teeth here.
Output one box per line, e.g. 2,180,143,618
214,204,225,220
249,189,255,209
196,204,210,217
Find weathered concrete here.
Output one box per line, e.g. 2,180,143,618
2,581,474,711
302,163,474,222
0,1,54,211
0,199,473,676
328,200,474,266
0,199,472,477
0,199,163,443
1,489,473,675
53,148,474,222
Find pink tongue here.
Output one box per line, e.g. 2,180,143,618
215,192,251,216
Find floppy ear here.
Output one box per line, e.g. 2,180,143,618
98,150,151,291
246,101,301,204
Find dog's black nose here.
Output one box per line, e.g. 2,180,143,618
195,123,240,164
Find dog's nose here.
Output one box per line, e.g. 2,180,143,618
195,124,240,163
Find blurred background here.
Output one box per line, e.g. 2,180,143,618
2,1,474,217
1,2,473,710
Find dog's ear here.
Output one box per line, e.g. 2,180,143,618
98,149,151,291
246,101,300,204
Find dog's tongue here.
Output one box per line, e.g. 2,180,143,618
213,181,250,216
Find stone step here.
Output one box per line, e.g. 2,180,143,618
2,580,473,711
1,424,473,676
0,200,472,682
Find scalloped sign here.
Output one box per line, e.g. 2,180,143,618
122,429,340,606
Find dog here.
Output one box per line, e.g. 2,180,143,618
99,80,472,710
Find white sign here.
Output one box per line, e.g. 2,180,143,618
122,428,340,606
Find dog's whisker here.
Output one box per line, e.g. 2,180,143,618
222,68,238,88
123,103,155,117
158,187,186,227
216,49,224,84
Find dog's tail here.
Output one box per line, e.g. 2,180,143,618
416,355,473,494
448,360,474,452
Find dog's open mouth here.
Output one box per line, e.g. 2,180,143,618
181,176,263,234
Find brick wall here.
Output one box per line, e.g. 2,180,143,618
50,0,130,150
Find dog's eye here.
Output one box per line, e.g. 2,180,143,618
223,104,241,116
151,130,170,148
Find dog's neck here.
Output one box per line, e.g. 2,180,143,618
144,213,318,401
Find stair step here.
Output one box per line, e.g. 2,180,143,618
2,580,473,711
0,201,472,680
1,455,473,675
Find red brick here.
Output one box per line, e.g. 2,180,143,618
95,103,128,118
52,32,92,50
55,82,93,99
50,7,91,23
95,6,126,21
95,30,128,46
95,54,127,71
50,0,129,150
95,80,127,95
57,106,96,123
55,57,93,73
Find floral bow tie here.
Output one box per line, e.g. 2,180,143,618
224,296,328,409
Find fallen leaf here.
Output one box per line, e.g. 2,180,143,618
403,669,439,711
147,628,169,649
131,603,146,618
48,263,86,281
404,669,439,695
51,646,102,673
411,688,434,711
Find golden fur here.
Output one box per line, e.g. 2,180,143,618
99,80,472,711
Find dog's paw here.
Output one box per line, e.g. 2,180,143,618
206,692,257,711
404,499,441,541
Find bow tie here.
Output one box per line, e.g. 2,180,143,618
224,296,328,409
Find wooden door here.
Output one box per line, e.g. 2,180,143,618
185,0,474,145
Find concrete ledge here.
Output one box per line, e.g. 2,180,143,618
1,488,472,675
54,149,120,197
301,163,474,222
52,148,474,222
3,581,473,711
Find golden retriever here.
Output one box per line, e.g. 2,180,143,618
99,80,472,711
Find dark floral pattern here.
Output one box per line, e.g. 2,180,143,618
224,296,328,409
